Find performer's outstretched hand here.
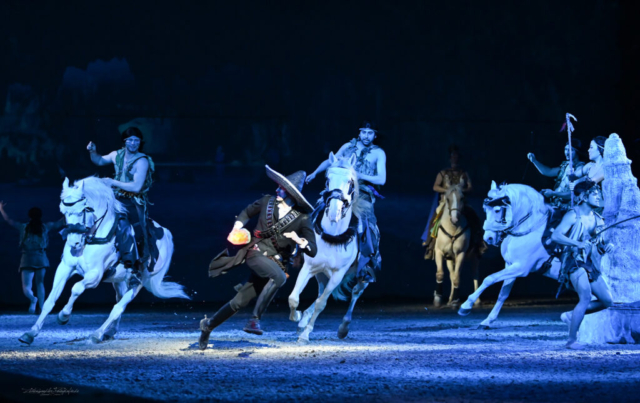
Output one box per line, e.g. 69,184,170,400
87,141,97,153
605,243,616,253
527,153,536,162
0,201,6,212
305,173,316,184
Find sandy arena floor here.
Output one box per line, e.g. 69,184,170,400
1,302,640,402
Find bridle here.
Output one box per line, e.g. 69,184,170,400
323,169,356,220
483,196,538,244
61,196,108,245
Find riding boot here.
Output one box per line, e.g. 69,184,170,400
199,302,237,350
243,279,279,335
127,260,144,290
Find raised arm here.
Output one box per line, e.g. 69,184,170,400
87,142,116,166
306,143,351,183
105,157,148,193
527,153,560,178
357,149,386,186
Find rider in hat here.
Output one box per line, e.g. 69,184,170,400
199,166,317,350
87,126,155,287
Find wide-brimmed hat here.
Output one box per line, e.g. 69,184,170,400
265,165,314,212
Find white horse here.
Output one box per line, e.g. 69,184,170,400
457,181,560,328
288,153,367,343
19,177,189,345
432,177,481,308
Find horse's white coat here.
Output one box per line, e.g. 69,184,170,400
460,182,560,327
288,153,364,343
20,176,188,345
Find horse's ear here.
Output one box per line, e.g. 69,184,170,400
348,153,357,167
63,177,69,190
491,180,497,190
329,152,336,164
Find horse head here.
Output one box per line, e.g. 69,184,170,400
323,152,358,224
444,177,465,225
482,181,548,246
59,177,120,254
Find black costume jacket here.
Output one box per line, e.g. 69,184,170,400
208,195,317,278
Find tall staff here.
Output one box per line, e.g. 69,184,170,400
563,113,578,208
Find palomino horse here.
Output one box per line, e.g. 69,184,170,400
433,177,480,307
19,177,189,345
288,152,367,343
458,181,560,328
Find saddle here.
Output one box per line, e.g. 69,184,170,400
114,215,164,274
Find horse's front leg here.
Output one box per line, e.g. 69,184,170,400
298,269,348,344
103,279,128,340
19,262,74,345
91,282,143,343
475,278,516,329
58,266,103,325
447,250,466,307
459,261,524,315
433,248,445,308
288,263,313,322
338,279,369,339
298,273,328,333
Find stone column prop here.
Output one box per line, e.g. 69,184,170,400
579,133,640,344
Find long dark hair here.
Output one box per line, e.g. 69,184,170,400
25,207,44,236
593,136,607,157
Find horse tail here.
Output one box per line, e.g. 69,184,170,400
331,264,357,301
144,226,190,300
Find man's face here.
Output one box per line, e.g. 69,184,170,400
275,186,288,201
586,189,601,208
564,145,577,161
359,129,376,146
125,136,142,153
450,151,460,166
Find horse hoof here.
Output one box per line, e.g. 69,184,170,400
458,306,472,316
337,322,350,339
57,313,70,325
290,310,302,322
90,332,103,344
448,299,461,308
19,332,35,345
297,337,310,345
433,294,443,308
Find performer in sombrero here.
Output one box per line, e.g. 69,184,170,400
199,166,317,350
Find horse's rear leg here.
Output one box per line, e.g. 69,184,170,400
288,264,313,322
19,263,74,345
91,283,143,343
298,270,347,344
338,280,369,339
298,273,328,333
58,268,102,325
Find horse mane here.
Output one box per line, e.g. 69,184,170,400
492,183,551,219
316,157,366,220
60,176,126,215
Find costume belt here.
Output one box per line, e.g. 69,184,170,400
115,190,142,199
253,200,301,240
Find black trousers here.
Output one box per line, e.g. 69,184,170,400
229,250,286,311
117,197,149,262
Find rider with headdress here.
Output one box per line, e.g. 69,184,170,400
87,126,156,287
306,121,385,282
422,145,486,261
200,166,317,350
568,136,606,213
527,138,586,211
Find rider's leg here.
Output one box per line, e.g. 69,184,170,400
34,268,46,312
586,275,614,313
243,253,286,334
198,282,252,350
20,269,37,313
567,268,591,348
